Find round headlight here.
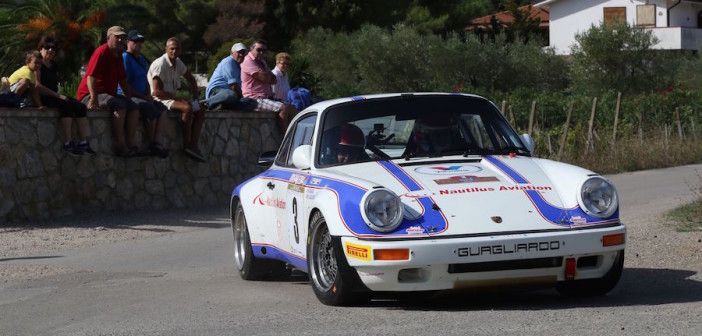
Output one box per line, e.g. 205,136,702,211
361,189,403,232
579,177,618,218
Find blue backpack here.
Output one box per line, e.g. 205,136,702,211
287,87,311,111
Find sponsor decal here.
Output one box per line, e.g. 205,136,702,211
253,193,286,209
415,165,482,175
457,241,561,257
309,177,321,185
289,174,308,185
346,242,372,261
288,184,304,193
405,226,426,235
359,271,385,277
570,216,587,225
434,175,499,185
305,189,316,200
439,184,552,195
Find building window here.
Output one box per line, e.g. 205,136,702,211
637,5,656,27
604,7,626,25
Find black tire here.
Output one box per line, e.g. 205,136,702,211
307,212,371,306
232,202,288,280
556,250,625,297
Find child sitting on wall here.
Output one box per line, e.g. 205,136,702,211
8,51,46,109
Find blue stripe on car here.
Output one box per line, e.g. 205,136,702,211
484,155,619,226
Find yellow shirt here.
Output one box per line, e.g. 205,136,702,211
8,65,35,86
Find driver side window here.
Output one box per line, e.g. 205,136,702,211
276,114,317,168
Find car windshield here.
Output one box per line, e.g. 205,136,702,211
317,95,528,166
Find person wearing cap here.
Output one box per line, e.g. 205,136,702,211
148,37,206,163
240,39,297,134
120,29,169,158
76,26,151,157
335,123,367,164
203,42,256,111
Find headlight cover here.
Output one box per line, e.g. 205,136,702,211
361,189,404,232
578,176,618,218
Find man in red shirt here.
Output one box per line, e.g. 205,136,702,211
77,26,151,157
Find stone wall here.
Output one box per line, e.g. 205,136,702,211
0,108,281,224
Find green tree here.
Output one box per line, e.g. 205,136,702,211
569,21,664,94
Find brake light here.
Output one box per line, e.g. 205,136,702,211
374,249,410,261
565,258,577,281
602,233,625,247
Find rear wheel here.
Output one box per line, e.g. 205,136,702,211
307,212,371,306
232,202,289,280
556,250,624,297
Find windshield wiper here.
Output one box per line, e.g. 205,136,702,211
494,146,530,156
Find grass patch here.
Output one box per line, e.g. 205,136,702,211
666,169,702,232
667,200,702,232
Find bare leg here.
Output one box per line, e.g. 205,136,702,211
76,117,88,141
112,108,127,148
154,111,167,145
125,109,139,148
169,99,194,148
60,117,73,142
191,104,206,149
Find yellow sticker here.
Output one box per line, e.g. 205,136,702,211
345,242,372,261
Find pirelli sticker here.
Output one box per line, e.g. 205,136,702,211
345,242,372,261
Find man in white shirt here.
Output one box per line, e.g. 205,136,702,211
148,37,206,162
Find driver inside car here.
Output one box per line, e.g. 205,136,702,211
412,115,456,156
335,123,367,164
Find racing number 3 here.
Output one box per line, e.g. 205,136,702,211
292,197,299,244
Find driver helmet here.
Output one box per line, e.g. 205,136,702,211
413,115,454,153
338,123,365,149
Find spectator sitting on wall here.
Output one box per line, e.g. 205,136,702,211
148,37,207,163
240,39,297,134
271,52,291,102
33,36,95,156
203,42,257,111
76,26,152,158
120,30,169,158
8,50,46,110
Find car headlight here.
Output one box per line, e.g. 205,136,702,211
361,189,403,232
578,177,618,218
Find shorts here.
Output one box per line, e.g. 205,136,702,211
131,97,166,122
254,98,284,113
153,97,176,110
9,81,22,93
81,93,138,112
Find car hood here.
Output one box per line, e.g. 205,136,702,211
322,155,618,237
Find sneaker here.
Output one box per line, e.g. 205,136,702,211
184,147,206,163
77,141,96,156
63,141,81,156
150,143,170,158
116,145,136,158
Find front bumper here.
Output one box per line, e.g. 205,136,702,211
341,224,626,292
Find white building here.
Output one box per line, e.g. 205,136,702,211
534,0,702,55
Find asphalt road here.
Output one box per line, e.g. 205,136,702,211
2,164,702,336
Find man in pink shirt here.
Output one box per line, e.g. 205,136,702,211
240,40,297,134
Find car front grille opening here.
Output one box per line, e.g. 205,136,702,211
448,257,563,274
398,268,428,283
576,255,599,268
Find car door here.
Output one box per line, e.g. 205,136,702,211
272,114,317,257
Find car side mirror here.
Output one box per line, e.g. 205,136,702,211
257,151,277,168
520,134,534,154
292,145,313,169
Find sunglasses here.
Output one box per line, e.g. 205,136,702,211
255,48,266,52
236,50,247,54
42,45,56,51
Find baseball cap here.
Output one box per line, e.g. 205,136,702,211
231,43,248,52
106,26,127,37
127,30,145,42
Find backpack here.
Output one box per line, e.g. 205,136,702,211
287,87,311,111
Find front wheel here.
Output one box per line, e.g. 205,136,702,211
556,250,625,297
307,212,370,306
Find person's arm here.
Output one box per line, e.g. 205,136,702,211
252,70,277,84
32,68,65,100
119,79,152,101
183,70,199,100
230,83,243,98
150,76,176,100
86,76,99,109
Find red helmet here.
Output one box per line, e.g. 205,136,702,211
339,124,365,148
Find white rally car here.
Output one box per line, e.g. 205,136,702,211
230,93,625,306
